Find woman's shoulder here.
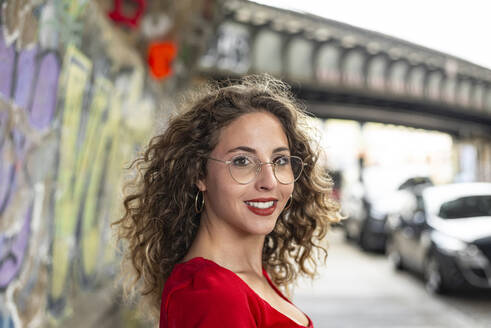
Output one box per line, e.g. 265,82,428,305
160,257,259,327
162,257,250,305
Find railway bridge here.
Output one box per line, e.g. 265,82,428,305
197,0,491,181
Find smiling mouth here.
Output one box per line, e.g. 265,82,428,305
244,199,278,216
244,200,276,209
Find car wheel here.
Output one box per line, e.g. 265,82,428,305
387,240,404,271
359,228,371,251
424,255,446,294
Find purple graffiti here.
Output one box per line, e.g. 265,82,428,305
0,29,16,214
0,29,15,98
30,53,59,129
0,28,60,288
14,46,38,109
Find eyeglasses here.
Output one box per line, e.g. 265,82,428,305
207,154,305,185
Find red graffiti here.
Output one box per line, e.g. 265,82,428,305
147,41,177,80
108,0,146,28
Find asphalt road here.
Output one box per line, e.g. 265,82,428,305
293,228,491,328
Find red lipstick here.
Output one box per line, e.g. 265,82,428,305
244,198,278,216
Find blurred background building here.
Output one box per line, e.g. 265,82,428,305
0,0,490,327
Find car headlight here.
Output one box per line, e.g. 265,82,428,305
432,231,466,252
432,231,489,267
457,245,489,268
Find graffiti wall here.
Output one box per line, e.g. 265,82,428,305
0,0,219,327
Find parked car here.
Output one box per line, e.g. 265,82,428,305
342,174,433,252
329,170,342,202
386,182,491,294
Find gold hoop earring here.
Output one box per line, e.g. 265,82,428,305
195,191,205,213
284,195,292,211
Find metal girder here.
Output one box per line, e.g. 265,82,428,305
198,1,491,136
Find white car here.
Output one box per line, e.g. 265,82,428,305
387,182,491,293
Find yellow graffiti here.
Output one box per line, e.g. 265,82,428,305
51,45,92,299
51,45,155,304
64,0,88,19
80,76,118,275
99,86,126,267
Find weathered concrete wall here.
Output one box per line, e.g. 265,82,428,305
0,0,219,326
454,137,491,183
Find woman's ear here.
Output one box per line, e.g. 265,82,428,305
196,157,208,191
196,179,207,192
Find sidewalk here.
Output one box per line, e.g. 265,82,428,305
54,285,146,328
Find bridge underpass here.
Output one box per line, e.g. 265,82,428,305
198,0,491,182
296,88,491,138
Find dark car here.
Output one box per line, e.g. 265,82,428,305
386,182,491,294
343,176,433,252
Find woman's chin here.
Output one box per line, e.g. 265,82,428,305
245,216,279,236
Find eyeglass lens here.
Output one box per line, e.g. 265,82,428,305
228,155,303,184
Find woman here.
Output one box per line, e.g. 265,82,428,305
113,75,341,327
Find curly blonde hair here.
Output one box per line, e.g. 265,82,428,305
112,74,341,321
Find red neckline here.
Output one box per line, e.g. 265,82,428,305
176,257,312,328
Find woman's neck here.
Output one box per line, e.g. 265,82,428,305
183,215,266,276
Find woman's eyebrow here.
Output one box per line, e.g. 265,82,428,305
227,146,256,154
226,146,290,154
273,147,290,153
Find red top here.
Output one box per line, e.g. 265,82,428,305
160,257,313,328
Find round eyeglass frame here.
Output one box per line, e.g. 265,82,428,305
207,155,306,185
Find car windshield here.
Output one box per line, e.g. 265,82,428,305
438,195,491,219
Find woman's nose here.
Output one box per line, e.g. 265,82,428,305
255,163,277,190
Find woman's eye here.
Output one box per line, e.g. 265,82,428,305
274,156,290,166
232,156,251,167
